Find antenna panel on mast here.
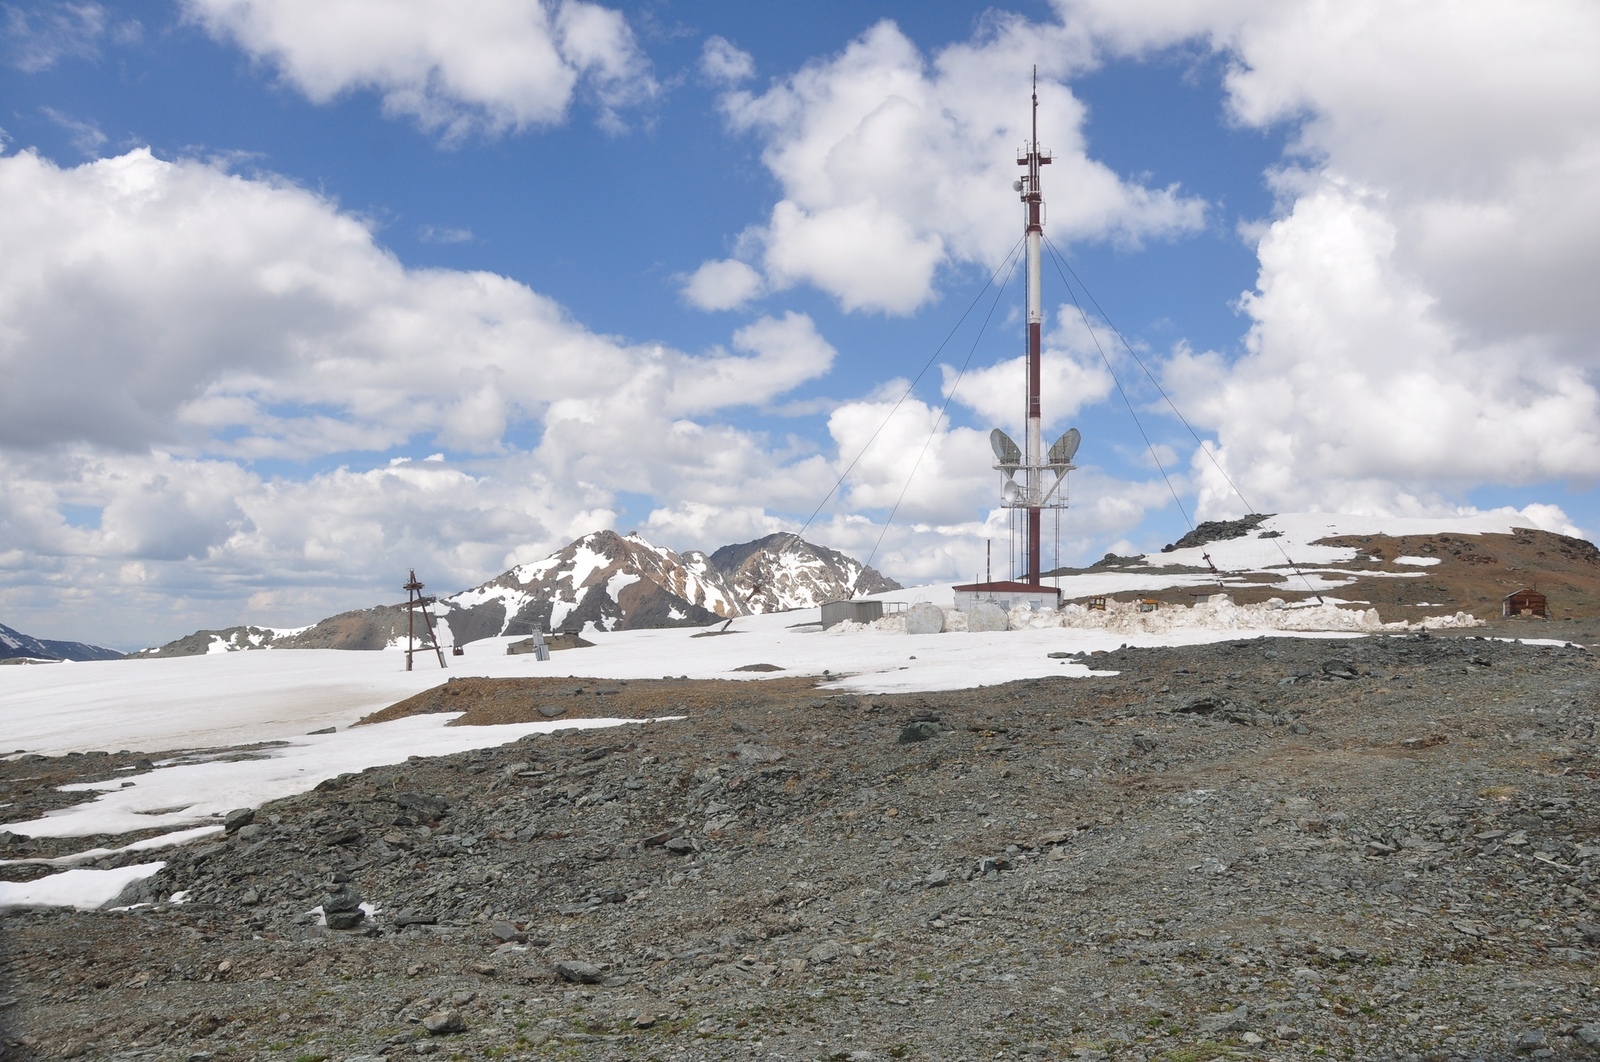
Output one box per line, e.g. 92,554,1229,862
990,428,1021,469
1048,428,1081,466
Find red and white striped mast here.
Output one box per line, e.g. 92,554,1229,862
1019,69,1050,584
990,69,1079,586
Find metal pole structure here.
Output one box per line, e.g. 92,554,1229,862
402,569,446,671
1019,67,1051,586
405,569,417,672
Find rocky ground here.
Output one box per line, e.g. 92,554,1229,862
4,629,1600,1061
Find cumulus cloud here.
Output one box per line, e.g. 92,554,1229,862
0,146,868,643
699,34,752,85
944,307,1118,433
181,0,657,137
680,257,763,311
1168,180,1600,516
1054,0,1600,515
691,17,1205,315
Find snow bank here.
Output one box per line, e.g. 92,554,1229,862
995,598,1483,636
1,713,669,839
0,861,166,911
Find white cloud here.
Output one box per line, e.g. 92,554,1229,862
0,147,868,645
944,309,1118,433
40,105,106,155
699,34,753,85
418,224,472,244
668,312,836,414
1168,179,1600,516
695,17,1204,315
680,257,763,311
3,1,107,71
1056,0,1600,515
181,0,656,138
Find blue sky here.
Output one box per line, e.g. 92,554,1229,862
2,0,1597,648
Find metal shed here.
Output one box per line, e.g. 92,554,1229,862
820,599,885,629
1502,588,1547,618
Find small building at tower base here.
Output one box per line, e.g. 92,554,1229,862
953,581,1062,613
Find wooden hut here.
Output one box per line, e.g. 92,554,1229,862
1502,588,1547,618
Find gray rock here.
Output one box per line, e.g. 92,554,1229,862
234,823,264,843
537,704,566,718
1132,734,1159,751
1176,693,1227,716
1576,1024,1600,1047
326,909,366,930
322,885,363,913
222,808,254,833
421,1009,465,1035
396,792,450,820
1512,1029,1547,1053
490,920,525,943
966,602,1008,633
898,720,940,743
903,602,945,635
1200,1005,1249,1034
923,869,950,888
553,959,606,984
1321,660,1358,679
664,836,695,855
393,909,437,927
807,941,845,964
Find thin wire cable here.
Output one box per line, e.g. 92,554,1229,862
794,237,1026,543
1041,245,1194,531
852,245,1025,592
1041,237,1325,602
1042,235,1258,512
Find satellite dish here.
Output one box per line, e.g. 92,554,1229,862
990,428,1021,468
1001,480,1021,504
1048,428,1081,466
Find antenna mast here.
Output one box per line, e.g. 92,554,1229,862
1017,68,1052,584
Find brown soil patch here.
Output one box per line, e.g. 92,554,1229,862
1067,527,1600,641
357,674,830,728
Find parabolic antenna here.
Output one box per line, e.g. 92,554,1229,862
1001,479,1021,503
1048,427,1081,466
990,428,1022,469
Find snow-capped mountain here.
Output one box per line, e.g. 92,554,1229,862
138,529,900,655
0,621,123,663
709,532,900,613
436,529,743,642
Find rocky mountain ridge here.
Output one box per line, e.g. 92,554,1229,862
139,530,899,658
0,621,123,664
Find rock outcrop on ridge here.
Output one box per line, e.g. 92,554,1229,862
0,621,123,663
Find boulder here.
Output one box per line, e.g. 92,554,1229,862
967,602,1008,632
903,602,944,635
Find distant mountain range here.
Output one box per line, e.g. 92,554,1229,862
138,530,899,658
0,621,124,663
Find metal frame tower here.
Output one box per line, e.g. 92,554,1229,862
402,569,447,671
991,70,1079,585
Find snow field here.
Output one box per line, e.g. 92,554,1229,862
5,507,1553,910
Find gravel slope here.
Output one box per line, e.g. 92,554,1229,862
3,631,1598,1061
